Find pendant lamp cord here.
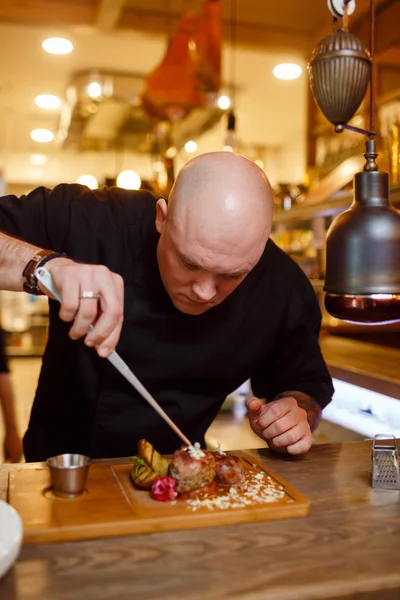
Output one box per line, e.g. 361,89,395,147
230,0,237,107
369,0,375,139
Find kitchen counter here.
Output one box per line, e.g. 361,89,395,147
1,441,400,600
320,334,400,400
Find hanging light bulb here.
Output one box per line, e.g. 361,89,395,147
308,0,400,324
87,82,102,99
116,170,141,190
218,95,231,110
77,174,98,189
184,141,197,153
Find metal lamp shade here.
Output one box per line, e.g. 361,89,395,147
324,169,400,323
308,30,371,125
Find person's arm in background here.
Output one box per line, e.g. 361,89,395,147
0,373,23,462
249,273,334,455
0,327,22,462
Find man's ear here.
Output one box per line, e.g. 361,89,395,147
155,198,168,234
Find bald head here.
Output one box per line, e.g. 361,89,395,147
155,152,275,315
169,152,273,244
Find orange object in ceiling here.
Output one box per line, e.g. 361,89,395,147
141,0,221,122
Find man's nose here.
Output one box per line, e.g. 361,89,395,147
192,277,217,302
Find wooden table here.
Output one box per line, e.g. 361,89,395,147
1,441,400,600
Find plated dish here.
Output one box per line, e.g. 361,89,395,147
130,440,286,511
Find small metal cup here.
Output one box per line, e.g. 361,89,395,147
47,454,91,498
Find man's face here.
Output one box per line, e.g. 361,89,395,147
155,201,265,315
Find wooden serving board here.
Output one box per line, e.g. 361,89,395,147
7,452,310,545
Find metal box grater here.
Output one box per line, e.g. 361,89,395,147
372,434,400,490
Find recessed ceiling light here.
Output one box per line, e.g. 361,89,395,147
273,63,302,80
87,82,102,99
77,174,98,189
35,94,61,110
29,153,48,166
184,140,197,153
217,95,231,110
42,37,73,55
116,170,141,190
30,129,54,143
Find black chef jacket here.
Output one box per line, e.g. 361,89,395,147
0,184,334,461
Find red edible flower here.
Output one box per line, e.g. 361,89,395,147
151,476,178,502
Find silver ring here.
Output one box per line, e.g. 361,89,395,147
80,291,99,300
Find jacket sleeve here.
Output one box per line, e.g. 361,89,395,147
250,276,334,410
0,184,81,252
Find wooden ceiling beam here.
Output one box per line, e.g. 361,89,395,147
352,0,400,56
0,0,96,26
0,1,311,55
96,0,127,32
118,9,310,55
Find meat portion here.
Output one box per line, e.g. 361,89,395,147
214,453,246,487
169,449,216,494
179,479,218,500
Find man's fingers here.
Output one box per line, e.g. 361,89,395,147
70,295,100,340
261,413,295,440
57,277,80,323
286,434,313,455
265,423,308,450
48,262,124,354
83,272,124,348
257,398,293,430
95,315,124,357
246,397,262,413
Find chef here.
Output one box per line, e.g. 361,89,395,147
0,152,334,461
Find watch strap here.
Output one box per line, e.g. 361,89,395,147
22,250,67,295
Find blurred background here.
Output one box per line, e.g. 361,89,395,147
2,0,400,460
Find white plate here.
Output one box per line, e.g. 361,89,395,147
0,500,23,580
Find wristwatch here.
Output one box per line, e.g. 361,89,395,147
22,249,67,295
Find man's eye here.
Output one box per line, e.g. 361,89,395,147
225,273,243,281
183,260,199,271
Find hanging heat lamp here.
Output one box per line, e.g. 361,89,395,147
308,0,400,324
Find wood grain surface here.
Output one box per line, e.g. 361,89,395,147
7,453,310,544
1,441,400,600
320,334,400,399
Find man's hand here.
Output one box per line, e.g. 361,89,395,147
45,259,124,357
3,428,23,463
247,396,313,455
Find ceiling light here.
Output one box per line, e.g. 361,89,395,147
29,154,48,166
77,174,99,190
30,129,54,143
273,63,302,80
116,170,141,190
218,95,231,110
42,37,73,55
87,82,102,99
223,145,233,152
184,141,197,153
35,94,61,110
